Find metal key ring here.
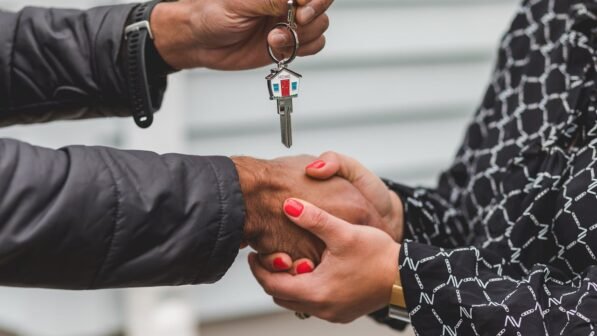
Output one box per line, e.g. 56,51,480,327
267,22,300,66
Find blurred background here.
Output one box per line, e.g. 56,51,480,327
0,0,518,335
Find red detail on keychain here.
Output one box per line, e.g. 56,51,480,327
281,79,290,97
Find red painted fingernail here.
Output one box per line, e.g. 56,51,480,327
307,160,326,169
284,199,304,217
273,257,288,270
296,262,313,274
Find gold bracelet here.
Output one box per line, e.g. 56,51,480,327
390,274,406,308
388,270,410,322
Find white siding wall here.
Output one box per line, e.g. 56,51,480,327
0,0,519,335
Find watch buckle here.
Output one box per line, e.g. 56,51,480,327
125,20,154,40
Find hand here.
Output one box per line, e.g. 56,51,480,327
306,152,404,242
249,198,400,324
232,155,385,263
256,151,404,274
151,0,332,70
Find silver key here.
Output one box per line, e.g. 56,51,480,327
277,98,293,148
266,66,302,148
265,0,301,148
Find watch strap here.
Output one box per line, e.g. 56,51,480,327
124,0,164,128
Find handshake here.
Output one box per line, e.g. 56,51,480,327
233,152,405,323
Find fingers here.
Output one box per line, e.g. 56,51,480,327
297,36,326,57
257,254,315,275
292,258,315,275
267,27,291,50
283,198,353,248
305,151,387,205
248,253,311,301
252,0,333,23
258,253,293,272
305,156,340,180
296,0,334,25
268,14,329,54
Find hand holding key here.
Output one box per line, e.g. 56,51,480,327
150,0,332,71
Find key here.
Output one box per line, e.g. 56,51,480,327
266,66,302,148
277,98,293,148
265,0,301,148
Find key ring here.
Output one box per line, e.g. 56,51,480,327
267,22,300,66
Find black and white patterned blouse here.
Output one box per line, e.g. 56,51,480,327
383,0,597,334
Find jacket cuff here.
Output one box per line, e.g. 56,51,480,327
88,3,168,113
94,4,142,106
192,156,246,284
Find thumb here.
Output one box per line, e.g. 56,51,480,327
305,151,369,182
283,198,354,249
306,151,391,215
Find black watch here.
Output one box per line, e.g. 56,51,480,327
123,0,177,128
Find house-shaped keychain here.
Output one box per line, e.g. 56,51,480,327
266,67,302,100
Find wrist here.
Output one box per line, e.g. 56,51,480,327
385,242,401,295
389,190,405,243
150,1,196,69
232,156,276,243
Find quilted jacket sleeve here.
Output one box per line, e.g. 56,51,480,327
0,4,167,126
0,138,245,289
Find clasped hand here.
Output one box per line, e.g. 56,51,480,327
242,152,405,324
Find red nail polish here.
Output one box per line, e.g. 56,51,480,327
296,262,313,274
273,257,288,270
284,199,304,217
307,160,326,169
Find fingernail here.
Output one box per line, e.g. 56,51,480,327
284,199,304,217
307,160,326,169
301,6,316,23
296,262,313,274
271,33,287,45
273,257,288,270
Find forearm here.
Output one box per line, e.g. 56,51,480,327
0,139,245,289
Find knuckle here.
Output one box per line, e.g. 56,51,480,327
263,281,280,297
321,14,330,31
319,309,340,323
263,286,276,297
316,36,327,51
341,229,359,246
321,150,339,160
311,0,327,13
309,208,329,231
310,287,331,306
268,0,282,12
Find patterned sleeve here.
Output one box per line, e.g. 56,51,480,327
371,1,597,333
384,177,473,249
399,242,597,335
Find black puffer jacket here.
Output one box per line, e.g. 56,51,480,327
0,5,246,289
